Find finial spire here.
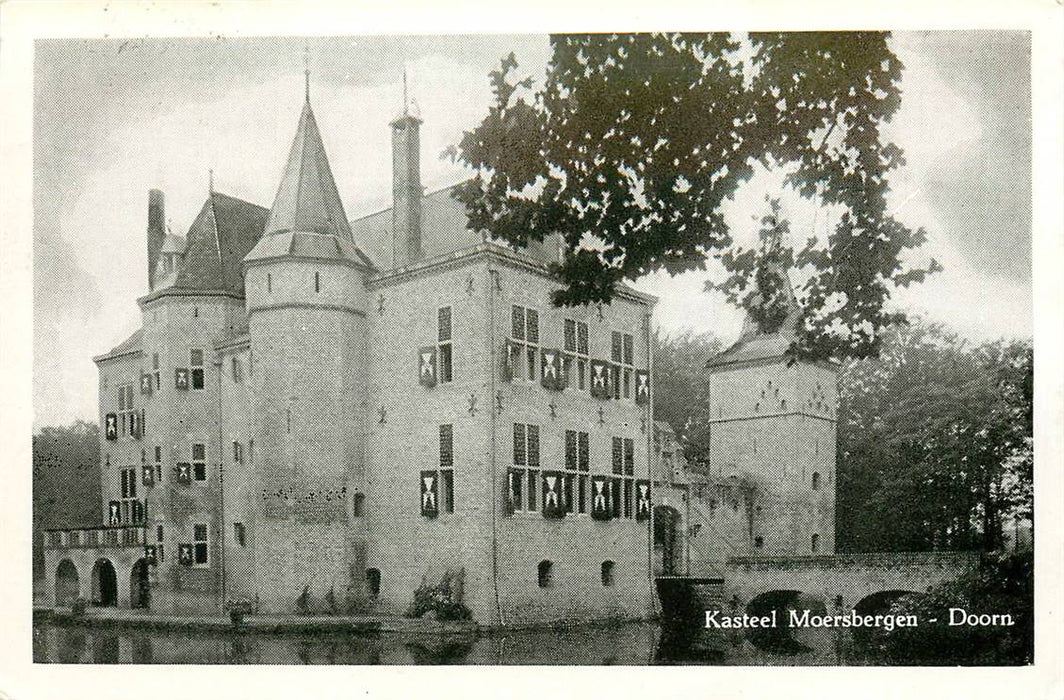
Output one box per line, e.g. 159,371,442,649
304,41,311,101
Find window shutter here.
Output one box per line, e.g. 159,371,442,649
636,480,652,521
420,470,439,518
130,411,141,440
504,469,520,515
565,430,577,471
175,368,190,390
513,424,526,465
635,369,650,405
527,425,540,467
541,349,562,390
623,334,634,365
178,543,194,566
611,332,623,362
438,307,452,342
108,500,120,526
511,306,525,340
176,462,192,484
624,438,635,475
104,413,118,441
590,360,610,399
142,464,154,487
141,373,153,396
526,309,539,344
577,322,588,355
612,437,623,474
439,425,453,467
418,347,437,387
564,319,576,352
502,339,517,382
578,432,589,472
591,477,611,520
541,470,565,518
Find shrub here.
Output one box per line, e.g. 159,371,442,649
405,568,472,621
878,552,1033,665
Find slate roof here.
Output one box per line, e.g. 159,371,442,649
247,96,372,268
264,98,354,241
349,182,565,272
709,264,801,369
158,192,268,297
95,328,143,362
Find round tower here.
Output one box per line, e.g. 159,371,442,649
243,91,373,613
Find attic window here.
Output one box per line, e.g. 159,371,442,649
267,273,272,293
315,272,320,293
193,307,199,318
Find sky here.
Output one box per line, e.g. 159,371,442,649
32,32,1032,429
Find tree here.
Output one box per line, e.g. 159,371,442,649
651,329,722,466
835,319,1032,553
448,33,939,362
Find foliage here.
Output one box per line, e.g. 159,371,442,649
836,318,1033,552
448,33,939,362
878,552,1033,665
406,569,472,622
650,329,721,465
33,421,100,523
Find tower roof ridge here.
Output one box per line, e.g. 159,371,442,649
264,99,354,241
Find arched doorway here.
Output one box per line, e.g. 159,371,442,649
653,505,682,575
55,559,79,608
130,558,151,609
91,559,118,607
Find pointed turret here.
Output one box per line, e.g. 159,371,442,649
264,96,353,240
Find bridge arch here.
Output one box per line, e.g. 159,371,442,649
852,589,922,616
91,558,118,607
55,559,80,608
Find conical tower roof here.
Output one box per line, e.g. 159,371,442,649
264,97,353,240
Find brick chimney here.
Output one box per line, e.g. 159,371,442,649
390,112,423,267
146,189,165,291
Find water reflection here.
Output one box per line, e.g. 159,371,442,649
34,617,890,665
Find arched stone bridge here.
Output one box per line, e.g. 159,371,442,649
723,551,981,611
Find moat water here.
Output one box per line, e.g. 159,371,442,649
33,618,895,665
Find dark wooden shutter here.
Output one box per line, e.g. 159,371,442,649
141,373,153,395
175,368,189,390
513,423,526,465
591,477,611,520
565,430,577,471
511,306,525,340
418,347,437,387
527,425,540,467
104,413,118,441
541,470,565,518
439,425,453,467
420,470,439,518
636,480,652,521
624,438,635,475
578,432,589,471
635,369,650,405
612,437,623,474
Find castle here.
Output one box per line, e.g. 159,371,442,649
41,78,836,625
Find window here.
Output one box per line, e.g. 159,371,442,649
563,319,590,390
537,560,553,588
233,522,246,547
754,536,764,549
153,446,162,482
611,437,636,518
511,424,540,512
231,357,243,383
193,523,209,565
121,467,137,499
314,271,321,293
267,273,272,293
353,492,365,517
601,560,615,586
192,443,206,481
437,307,453,384
611,331,635,400
152,353,161,390
117,384,135,437
811,533,820,554
438,425,455,514
510,305,539,381
190,349,205,390
233,441,243,463
812,472,821,491
366,568,381,597
156,524,165,562
565,430,590,514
